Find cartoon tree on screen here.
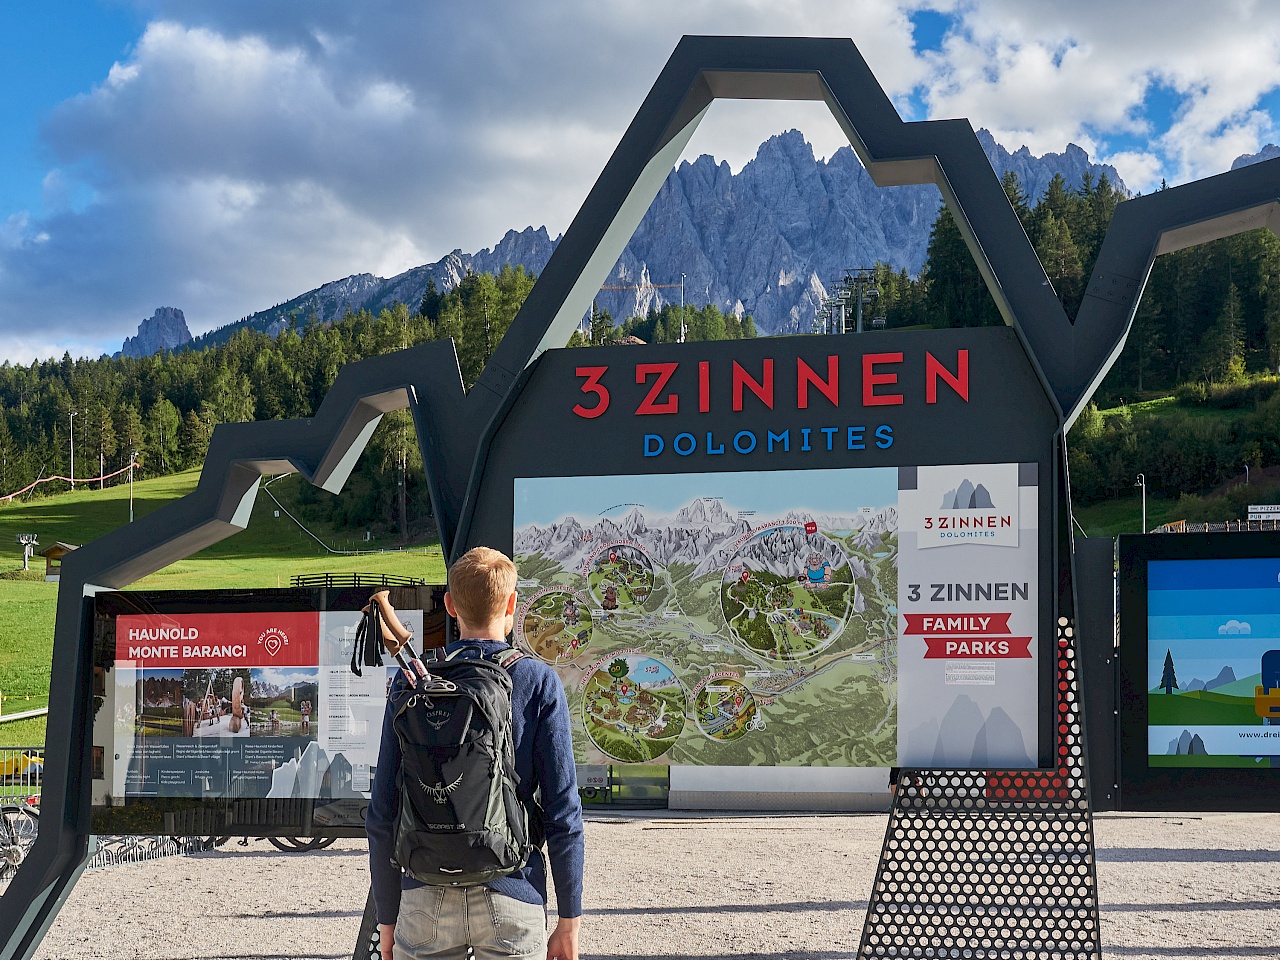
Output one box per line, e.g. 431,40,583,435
1161,649,1179,694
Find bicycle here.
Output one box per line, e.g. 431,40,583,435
0,798,39,884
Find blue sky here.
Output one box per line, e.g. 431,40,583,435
1,1,1278,363
0,3,143,218
514,466,898,529
1147,557,1280,686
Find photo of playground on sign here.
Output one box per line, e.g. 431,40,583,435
1147,557,1280,768
513,462,1040,768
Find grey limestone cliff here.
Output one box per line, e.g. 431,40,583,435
118,307,193,358
1232,144,1280,170
191,130,1128,345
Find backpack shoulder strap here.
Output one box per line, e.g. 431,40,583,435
446,641,524,670
495,646,524,671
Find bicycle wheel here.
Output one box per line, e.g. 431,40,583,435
0,805,37,881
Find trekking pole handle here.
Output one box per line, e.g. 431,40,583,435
368,591,433,689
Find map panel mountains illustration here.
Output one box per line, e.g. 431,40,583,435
513,468,900,767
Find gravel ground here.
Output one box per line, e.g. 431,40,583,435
27,812,1280,960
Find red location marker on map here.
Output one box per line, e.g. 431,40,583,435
609,551,617,563
741,570,750,583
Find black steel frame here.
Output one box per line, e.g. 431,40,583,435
2,33,1278,960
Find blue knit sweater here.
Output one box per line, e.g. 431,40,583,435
365,640,585,925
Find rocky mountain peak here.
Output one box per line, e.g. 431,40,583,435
1232,144,1280,169
118,307,193,358
187,131,1131,345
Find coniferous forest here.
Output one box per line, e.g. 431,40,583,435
2,168,1279,534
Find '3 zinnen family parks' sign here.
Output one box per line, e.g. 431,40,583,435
5,33,1280,960
468,331,1057,769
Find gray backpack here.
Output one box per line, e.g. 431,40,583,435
391,645,539,885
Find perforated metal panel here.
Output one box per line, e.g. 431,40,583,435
859,616,1101,959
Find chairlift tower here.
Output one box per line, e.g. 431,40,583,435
818,267,881,333
15,534,37,572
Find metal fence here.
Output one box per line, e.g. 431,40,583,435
1156,519,1280,534
0,748,41,801
291,572,427,588
85,836,217,871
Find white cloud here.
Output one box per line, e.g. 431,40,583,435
0,1,1277,359
1219,619,1252,635
921,0,1280,183
1096,150,1164,195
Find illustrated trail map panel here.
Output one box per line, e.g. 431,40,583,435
513,462,1040,769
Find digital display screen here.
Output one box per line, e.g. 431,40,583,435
1147,557,1280,768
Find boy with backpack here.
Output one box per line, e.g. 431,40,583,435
366,547,584,959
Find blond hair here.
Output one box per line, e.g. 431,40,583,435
448,546,517,626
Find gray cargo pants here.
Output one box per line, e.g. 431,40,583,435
394,885,547,959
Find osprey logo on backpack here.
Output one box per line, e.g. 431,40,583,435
391,644,540,886
418,772,464,804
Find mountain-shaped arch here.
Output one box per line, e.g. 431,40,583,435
4,34,1280,960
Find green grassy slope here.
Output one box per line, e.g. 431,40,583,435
1071,496,1182,538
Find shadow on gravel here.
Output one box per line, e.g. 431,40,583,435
227,909,364,920
1106,900,1277,913
1098,848,1280,862
189,848,365,860
587,900,868,916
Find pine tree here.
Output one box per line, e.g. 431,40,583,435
419,277,442,321
1202,283,1245,383
0,413,14,493
1161,649,1178,695
922,206,1003,328
114,404,145,474
179,408,212,469
1000,170,1031,226
145,398,181,475
1034,210,1084,313
589,303,614,346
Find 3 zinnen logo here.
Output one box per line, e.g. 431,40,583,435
921,476,1015,542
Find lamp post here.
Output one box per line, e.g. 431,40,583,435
1244,463,1250,484
129,450,136,523
1135,473,1146,533
679,273,686,344
68,410,78,490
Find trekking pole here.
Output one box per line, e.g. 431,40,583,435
367,591,442,691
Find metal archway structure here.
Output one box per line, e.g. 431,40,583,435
3,34,1279,960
